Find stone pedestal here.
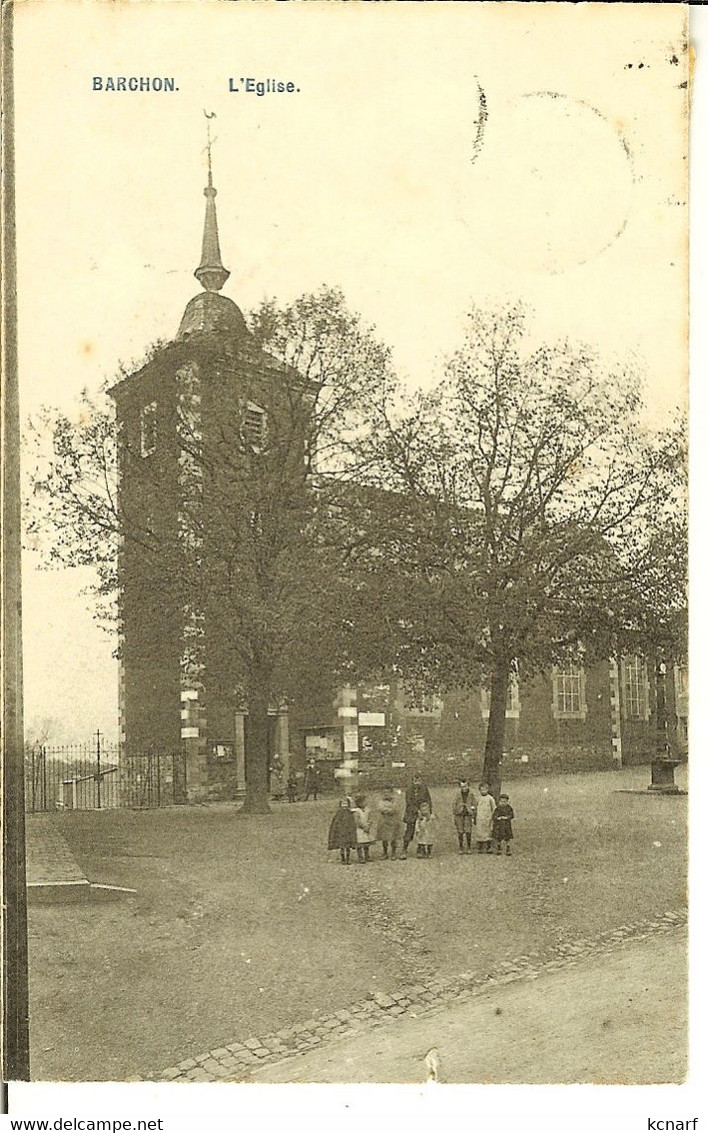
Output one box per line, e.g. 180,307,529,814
648,758,681,794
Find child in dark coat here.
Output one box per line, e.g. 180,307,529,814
328,795,358,864
492,793,515,855
287,772,298,803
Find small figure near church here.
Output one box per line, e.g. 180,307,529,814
414,801,436,857
375,785,404,859
351,794,373,863
327,794,357,865
475,782,496,853
453,779,477,854
493,793,515,855
304,758,321,801
287,770,298,803
270,756,285,801
402,773,433,858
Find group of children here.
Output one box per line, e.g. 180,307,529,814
327,775,515,864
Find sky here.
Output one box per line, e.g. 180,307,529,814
13,1,688,743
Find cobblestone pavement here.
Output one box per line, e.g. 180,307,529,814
158,906,686,1083
26,814,89,885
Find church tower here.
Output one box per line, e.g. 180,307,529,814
109,132,289,801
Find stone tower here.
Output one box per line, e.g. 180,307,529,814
109,155,289,800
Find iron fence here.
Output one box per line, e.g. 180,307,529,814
120,751,188,809
24,736,187,812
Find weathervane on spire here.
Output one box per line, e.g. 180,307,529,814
204,109,216,189
195,110,230,293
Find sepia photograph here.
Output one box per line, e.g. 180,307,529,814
2,0,691,1098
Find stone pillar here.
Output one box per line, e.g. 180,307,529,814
336,684,359,784
275,710,290,775
609,657,622,768
181,687,208,801
234,712,246,798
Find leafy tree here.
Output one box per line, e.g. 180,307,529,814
363,303,686,797
25,287,396,813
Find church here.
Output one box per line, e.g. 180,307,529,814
110,157,688,801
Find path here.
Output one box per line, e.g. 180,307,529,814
250,930,687,1084
26,814,91,902
160,909,686,1083
26,813,136,904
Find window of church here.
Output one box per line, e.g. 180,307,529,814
140,401,157,458
552,661,588,720
404,692,443,718
243,402,266,449
480,672,520,719
622,655,649,719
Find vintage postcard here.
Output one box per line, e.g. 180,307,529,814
2,0,693,1109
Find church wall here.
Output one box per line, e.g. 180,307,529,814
112,357,184,758
292,658,668,793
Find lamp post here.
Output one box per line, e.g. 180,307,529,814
656,660,668,756
648,658,680,794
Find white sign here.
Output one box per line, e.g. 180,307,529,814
343,724,359,753
358,712,385,727
337,706,358,719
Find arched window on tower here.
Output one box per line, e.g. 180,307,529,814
243,402,266,450
140,401,157,458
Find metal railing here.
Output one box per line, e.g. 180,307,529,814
24,734,186,812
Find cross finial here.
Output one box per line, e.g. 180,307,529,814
204,109,216,189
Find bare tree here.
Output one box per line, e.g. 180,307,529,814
366,303,686,798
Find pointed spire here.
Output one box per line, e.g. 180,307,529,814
195,112,230,293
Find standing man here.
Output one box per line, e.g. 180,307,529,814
304,757,321,801
402,772,432,858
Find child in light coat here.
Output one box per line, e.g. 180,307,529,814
351,794,373,863
375,786,404,860
475,782,496,854
414,801,436,857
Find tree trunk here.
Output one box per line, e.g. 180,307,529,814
483,659,509,802
241,676,271,815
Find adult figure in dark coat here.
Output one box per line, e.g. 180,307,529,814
304,758,321,800
402,773,432,857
